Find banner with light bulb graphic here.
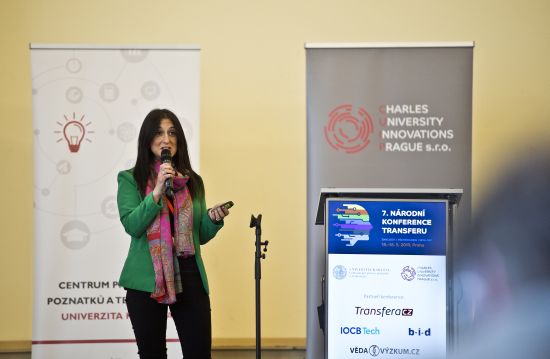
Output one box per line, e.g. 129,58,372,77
30,44,200,359
59,113,88,152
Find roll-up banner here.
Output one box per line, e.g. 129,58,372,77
30,44,200,359
306,42,473,359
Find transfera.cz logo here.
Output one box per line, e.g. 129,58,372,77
324,104,374,153
355,306,413,317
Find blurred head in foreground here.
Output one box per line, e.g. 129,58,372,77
454,151,550,358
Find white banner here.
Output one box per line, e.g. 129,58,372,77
31,45,200,358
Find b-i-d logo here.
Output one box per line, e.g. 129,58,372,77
409,327,431,336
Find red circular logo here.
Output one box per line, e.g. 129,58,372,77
324,104,374,153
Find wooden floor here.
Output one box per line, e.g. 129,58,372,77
215,350,305,359
0,349,306,359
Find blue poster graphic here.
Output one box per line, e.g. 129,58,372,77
327,199,447,255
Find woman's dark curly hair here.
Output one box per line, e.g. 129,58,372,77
133,108,203,199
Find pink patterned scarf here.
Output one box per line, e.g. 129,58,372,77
145,161,194,304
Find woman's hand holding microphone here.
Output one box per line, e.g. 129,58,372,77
152,163,177,203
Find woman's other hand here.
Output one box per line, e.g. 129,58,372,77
208,203,230,223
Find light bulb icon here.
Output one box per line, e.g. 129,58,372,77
63,120,86,152
55,112,94,153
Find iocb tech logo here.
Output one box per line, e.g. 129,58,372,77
340,326,381,335
324,104,374,153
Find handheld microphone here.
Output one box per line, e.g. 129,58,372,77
160,149,174,197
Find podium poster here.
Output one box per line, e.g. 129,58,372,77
326,198,448,359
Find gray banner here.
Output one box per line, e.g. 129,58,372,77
306,44,473,359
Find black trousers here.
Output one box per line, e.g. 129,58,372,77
126,257,211,359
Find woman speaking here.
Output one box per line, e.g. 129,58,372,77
117,108,230,359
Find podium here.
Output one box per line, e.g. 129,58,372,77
317,188,462,359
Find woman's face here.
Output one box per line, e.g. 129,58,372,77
150,118,178,159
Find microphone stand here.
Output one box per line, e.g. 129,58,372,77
250,214,268,359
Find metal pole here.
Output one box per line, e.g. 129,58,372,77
250,214,267,359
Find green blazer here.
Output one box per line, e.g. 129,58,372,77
117,169,223,294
